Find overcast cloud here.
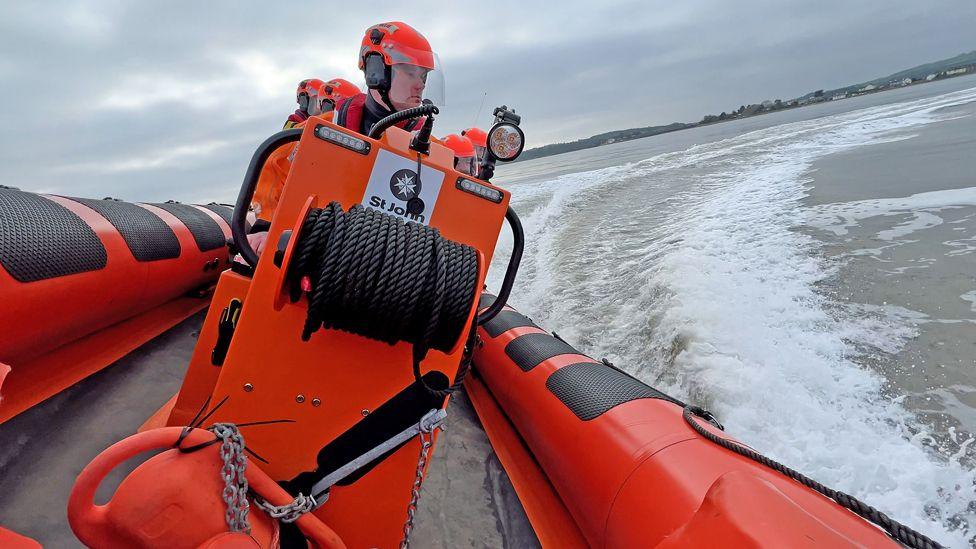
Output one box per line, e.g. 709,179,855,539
1,0,973,202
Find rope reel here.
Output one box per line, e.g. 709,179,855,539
288,201,480,398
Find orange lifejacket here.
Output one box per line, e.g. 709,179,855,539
251,140,297,222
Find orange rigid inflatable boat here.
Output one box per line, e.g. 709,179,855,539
0,191,232,423
1,105,942,548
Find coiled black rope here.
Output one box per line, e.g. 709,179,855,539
289,201,479,399
683,406,944,549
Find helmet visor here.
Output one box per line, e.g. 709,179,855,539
455,155,476,176
306,95,324,116
473,144,487,163
421,53,445,106
390,53,444,107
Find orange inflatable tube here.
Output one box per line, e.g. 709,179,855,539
0,190,232,422
472,300,901,547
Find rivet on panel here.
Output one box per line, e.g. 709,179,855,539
296,394,306,403
311,398,321,407
243,383,253,392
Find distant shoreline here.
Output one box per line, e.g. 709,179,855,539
519,57,976,162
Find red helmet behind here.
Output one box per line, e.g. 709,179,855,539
322,79,361,101
441,134,475,158
297,78,326,107
460,127,487,148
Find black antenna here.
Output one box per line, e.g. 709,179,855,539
472,91,487,127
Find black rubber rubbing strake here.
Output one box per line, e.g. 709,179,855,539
148,202,226,252
504,333,586,372
483,310,537,338
0,189,107,282
67,197,181,262
199,203,234,227
683,407,945,549
547,362,683,420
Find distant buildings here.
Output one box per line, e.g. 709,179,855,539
691,62,974,130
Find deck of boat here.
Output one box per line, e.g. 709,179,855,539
0,312,539,548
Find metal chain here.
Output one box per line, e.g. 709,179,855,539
210,423,251,534
400,424,435,548
253,493,317,523
210,423,318,530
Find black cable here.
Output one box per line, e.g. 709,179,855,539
289,202,479,399
368,103,439,139
683,406,944,549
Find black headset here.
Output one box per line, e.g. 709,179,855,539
363,53,391,92
364,28,392,92
298,93,310,112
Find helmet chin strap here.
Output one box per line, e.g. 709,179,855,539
378,87,397,114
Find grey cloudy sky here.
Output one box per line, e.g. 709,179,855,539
1,0,973,203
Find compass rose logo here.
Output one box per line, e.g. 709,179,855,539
389,169,422,201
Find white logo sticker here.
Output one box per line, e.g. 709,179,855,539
362,149,444,225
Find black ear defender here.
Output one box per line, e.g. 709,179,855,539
363,53,391,91
298,93,310,111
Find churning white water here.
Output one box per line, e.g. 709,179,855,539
489,85,976,546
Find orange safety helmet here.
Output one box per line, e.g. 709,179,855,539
319,78,361,112
323,79,361,100
460,127,488,148
359,22,435,73
297,78,326,112
442,134,475,158
441,134,477,176
358,22,443,108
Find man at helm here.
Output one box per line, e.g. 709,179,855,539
334,22,443,136
284,78,326,129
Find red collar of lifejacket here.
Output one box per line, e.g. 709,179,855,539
287,109,308,124
335,93,425,136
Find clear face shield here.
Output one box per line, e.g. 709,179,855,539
305,93,324,116
422,53,445,106
454,155,477,176
473,144,487,164
389,53,445,110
